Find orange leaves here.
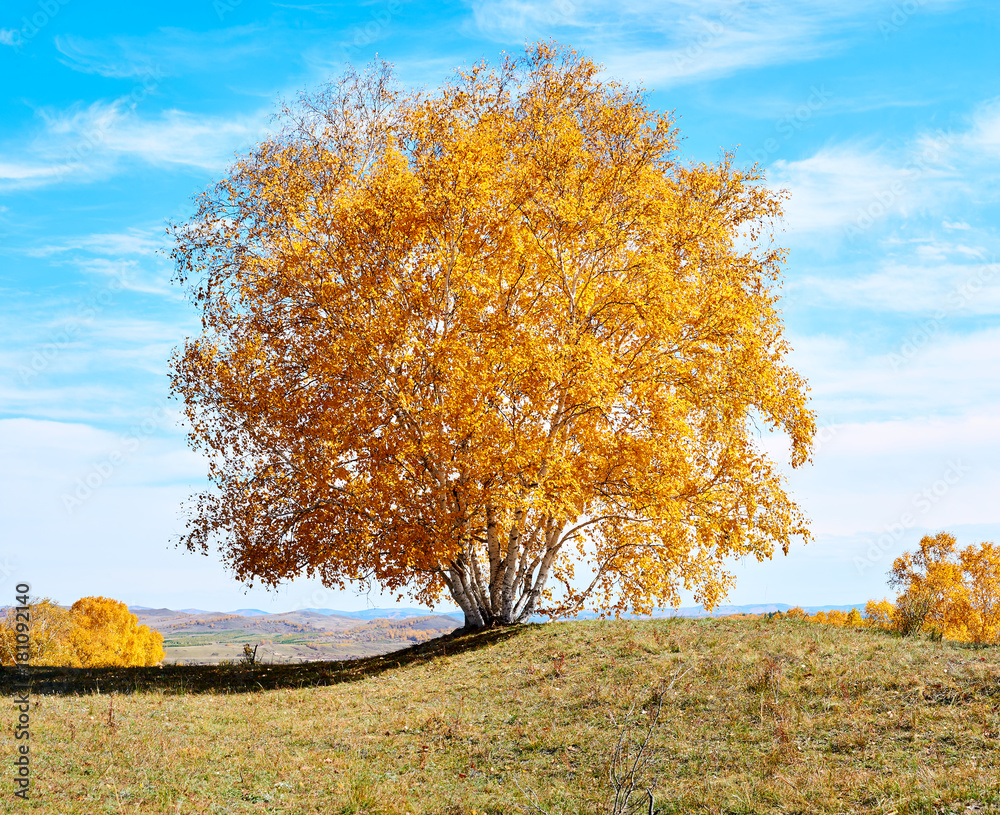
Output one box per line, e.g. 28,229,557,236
169,42,814,628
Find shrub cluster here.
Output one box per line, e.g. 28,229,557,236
773,533,1000,645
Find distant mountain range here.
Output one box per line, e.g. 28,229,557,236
127,601,867,628
127,606,465,637
131,606,451,620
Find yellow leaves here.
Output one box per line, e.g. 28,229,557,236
867,533,1000,644
0,598,77,666
0,596,164,667
68,597,165,668
169,42,815,626
957,542,1000,644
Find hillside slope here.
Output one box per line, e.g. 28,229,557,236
4,617,999,813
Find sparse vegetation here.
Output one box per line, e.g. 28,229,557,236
3,617,999,813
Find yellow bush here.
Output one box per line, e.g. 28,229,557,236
68,597,165,667
0,599,78,666
864,599,896,630
888,533,1000,643
0,596,164,667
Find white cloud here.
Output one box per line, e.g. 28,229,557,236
953,96,1000,158
39,101,270,171
54,35,163,78
788,328,1000,422
0,99,271,190
791,251,1000,315
53,27,271,79
25,228,166,258
768,96,1000,241
769,145,934,235
464,0,966,87
0,28,20,47
0,161,73,184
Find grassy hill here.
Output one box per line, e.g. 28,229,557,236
3,617,999,813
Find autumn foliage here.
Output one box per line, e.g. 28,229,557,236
872,532,1000,644
0,596,164,667
770,607,865,628
782,533,1000,645
169,42,815,629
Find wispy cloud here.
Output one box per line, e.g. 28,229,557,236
791,244,1000,316
39,101,270,170
770,96,1000,239
770,145,934,235
788,328,1000,422
0,100,271,191
464,0,967,87
23,228,166,258
0,161,71,184
53,27,271,79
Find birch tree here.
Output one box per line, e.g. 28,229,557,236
169,42,815,629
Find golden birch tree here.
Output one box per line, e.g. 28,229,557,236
883,533,1000,643
0,599,77,666
888,532,967,637
67,597,165,667
169,42,815,629
957,542,1000,645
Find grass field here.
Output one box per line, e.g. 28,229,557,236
156,614,461,664
3,617,999,814
161,630,432,664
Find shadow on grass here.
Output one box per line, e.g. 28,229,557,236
0,625,530,696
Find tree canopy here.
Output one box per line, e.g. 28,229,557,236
169,42,815,629
887,531,1000,644
0,596,164,667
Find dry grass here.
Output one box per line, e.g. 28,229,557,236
2,617,999,814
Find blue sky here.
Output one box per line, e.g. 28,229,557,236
2,0,998,614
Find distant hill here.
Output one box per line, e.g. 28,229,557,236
299,607,451,620
126,602,867,635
